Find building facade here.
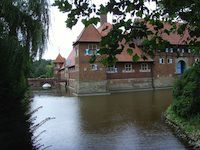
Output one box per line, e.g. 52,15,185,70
54,53,66,80
65,18,200,95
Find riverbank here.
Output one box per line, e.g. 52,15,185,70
164,106,200,149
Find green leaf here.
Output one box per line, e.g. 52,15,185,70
136,11,143,17
89,55,96,64
132,54,140,62
127,48,133,55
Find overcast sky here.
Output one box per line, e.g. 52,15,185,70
43,1,156,60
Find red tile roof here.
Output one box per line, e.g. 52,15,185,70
147,22,191,45
66,48,75,67
98,23,153,62
74,24,102,44
97,23,113,37
54,53,65,63
116,39,153,62
67,21,193,66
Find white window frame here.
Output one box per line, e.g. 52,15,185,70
91,64,98,71
170,48,173,53
86,44,99,56
188,49,191,53
124,64,133,72
85,49,93,56
167,58,173,64
140,63,150,72
159,58,164,64
165,48,169,53
107,65,117,73
182,49,185,53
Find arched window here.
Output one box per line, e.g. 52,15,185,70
176,60,186,74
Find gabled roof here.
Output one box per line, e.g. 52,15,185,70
54,53,65,63
66,49,75,67
116,39,153,62
74,24,102,44
147,22,191,45
98,23,153,62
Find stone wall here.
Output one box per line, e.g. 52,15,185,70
108,78,153,91
77,80,107,94
153,76,175,88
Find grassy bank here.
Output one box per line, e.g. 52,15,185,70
165,105,200,149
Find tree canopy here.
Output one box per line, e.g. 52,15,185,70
54,0,200,64
0,0,49,149
30,59,54,78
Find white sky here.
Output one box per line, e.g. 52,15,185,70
43,1,156,60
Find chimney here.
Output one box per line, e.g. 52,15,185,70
100,14,107,26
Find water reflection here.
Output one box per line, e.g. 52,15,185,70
31,89,188,150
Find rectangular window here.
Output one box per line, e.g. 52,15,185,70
124,64,132,72
140,63,150,72
91,64,98,71
85,49,93,55
88,44,98,50
165,48,169,53
87,44,99,56
159,58,164,64
107,65,117,73
167,58,173,64
182,49,184,53
188,49,191,53
170,48,173,53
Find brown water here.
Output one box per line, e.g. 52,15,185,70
31,89,188,150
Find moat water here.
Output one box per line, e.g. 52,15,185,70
31,88,189,150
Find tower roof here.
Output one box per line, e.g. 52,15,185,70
54,53,65,63
74,24,101,44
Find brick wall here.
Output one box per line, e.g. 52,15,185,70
78,42,107,81
107,62,152,79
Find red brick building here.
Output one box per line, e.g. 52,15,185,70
66,17,200,95
54,53,66,80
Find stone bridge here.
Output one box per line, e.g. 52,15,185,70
28,78,67,88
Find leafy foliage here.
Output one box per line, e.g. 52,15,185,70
0,0,49,149
172,63,200,118
30,59,54,78
54,0,200,65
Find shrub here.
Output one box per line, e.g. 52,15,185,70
172,63,200,118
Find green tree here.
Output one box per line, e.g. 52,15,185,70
173,63,200,118
54,0,200,118
30,59,54,78
53,0,200,64
0,0,49,149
